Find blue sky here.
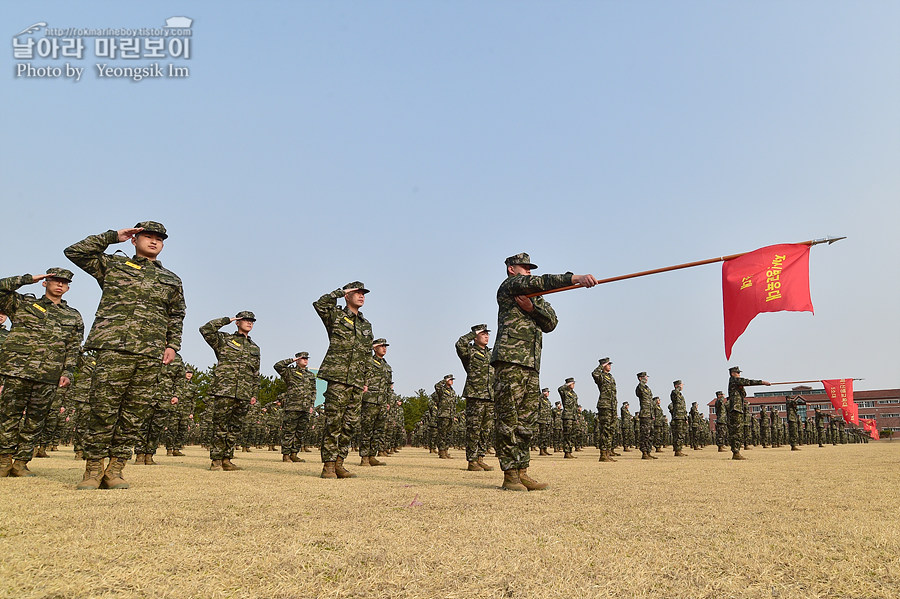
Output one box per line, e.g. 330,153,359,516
3,2,898,408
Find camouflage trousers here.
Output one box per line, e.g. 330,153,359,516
282,409,310,454
40,393,65,447
358,402,386,458
492,362,539,471
536,422,550,450
165,410,190,450
209,396,250,460
136,404,167,455
561,418,576,453
426,425,437,450
620,422,634,448
727,410,744,453
788,420,799,447
465,397,493,461
639,417,653,454
716,421,728,447
82,350,162,461
320,381,361,462
597,409,615,452
68,401,89,453
759,420,769,446
817,427,825,445
0,376,57,461
435,416,452,452
671,418,687,453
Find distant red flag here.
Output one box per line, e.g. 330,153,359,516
722,244,813,359
843,401,859,425
861,418,880,440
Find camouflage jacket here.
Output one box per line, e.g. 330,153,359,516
491,273,571,371
200,317,260,400
669,389,688,421
620,404,632,423
433,380,457,418
714,396,726,421
158,357,184,410
64,230,185,358
591,366,617,412
177,376,196,414
551,406,562,429
455,331,493,400
689,404,701,427
69,350,96,404
0,326,7,347
362,354,392,405
635,382,654,418
537,393,551,424
786,397,801,423
313,288,373,389
274,359,317,411
558,385,577,420
727,376,764,412
0,274,83,384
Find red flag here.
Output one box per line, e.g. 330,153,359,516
722,244,814,358
861,418,879,440
822,379,855,413
842,401,859,425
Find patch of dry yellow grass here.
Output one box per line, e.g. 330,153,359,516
1,443,898,599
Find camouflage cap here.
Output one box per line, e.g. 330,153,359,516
541,388,550,393
673,380,682,387
716,391,724,396
565,377,575,384
598,357,612,366
443,374,454,381
471,324,490,334
372,338,389,347
729,366,741,374
295,351,309,359
637,372,648,379
235,310,256,321
504,252,537,270
45,267,74,282
343,281,370,294
135,221,168,239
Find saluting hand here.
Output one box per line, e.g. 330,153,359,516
117,227,144,242
31,273,51,282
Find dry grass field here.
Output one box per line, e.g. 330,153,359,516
1,442,898,599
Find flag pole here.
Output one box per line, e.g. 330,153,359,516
768,378,864,386
525,236,846,299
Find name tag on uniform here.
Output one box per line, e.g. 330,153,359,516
32,303,47,313
343,317,354,325
125,261,143,270
230,340,242,348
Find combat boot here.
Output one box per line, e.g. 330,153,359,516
221,458,242,471
133,453,145,465
173,449,185,456
818,443,824,448
655,448,662,453
145,454,158,465
289,453,305,463
598,450,614,463
242,446,251,453
76,459,105,490
622,447,632,452
101,457,130,489
476,457,494,471
641,451,653,460
283,454,292,462
301,446,312,453
717,445,724,452
467,460,484,471
268,444,276,451
674,450,687,457
732,451,747,460
359,456,372,466
35,446,49,458
563,452,575,459
791,446,800,451
320,462,337,479
429,448,437,454
10,459,35,477
501,469,527,491
437,450,447,459
538,448,548,456
518,468,548,491
166,449,174,456
209,459,223,471
377,450,389,458
610,449,621,456
368,455,385,466
74,450,83,460
0,454,12,477
334,457,355,478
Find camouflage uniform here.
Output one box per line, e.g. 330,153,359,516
136,354,182,461
592,358,617,459
551,404,562,451
727,367,765,457
314,284,373,465
166,371,195,453
359,342,392,460
536,389,551,454
786,396,804,450
714,392,727,449
669,383,688,455
0,271,83,474
620,403,634,450
653,399,666,451
65,227,185,478
758,406,769,447
814,408,825,447
456,326,494,464
200,315,261,463
559,382,578,455
634,374,654,456
433,376,457,455
274,354,317,457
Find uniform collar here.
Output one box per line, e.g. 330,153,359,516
131,254,162,268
